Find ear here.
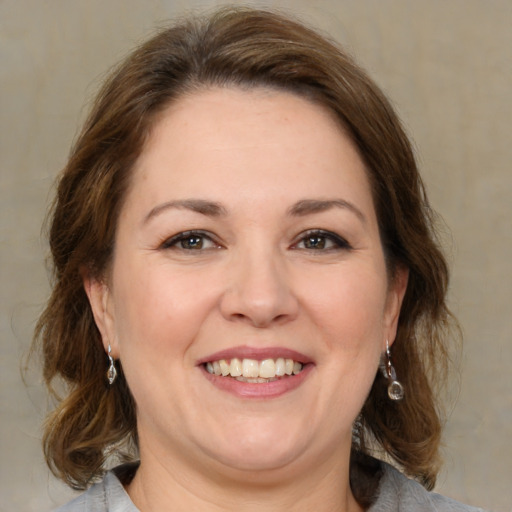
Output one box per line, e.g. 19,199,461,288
82,269,119,357
383,265,409,348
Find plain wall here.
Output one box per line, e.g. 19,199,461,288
1,1,510,511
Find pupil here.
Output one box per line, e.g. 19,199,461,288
306,236,325,249
183,236,202,249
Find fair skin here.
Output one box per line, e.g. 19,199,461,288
85,87,408,511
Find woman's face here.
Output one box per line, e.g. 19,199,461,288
87,87,407,481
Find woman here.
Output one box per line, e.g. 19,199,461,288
35,7,485,511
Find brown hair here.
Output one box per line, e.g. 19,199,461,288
35,6,455,492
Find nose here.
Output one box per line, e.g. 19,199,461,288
219,248,299,328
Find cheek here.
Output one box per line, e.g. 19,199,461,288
110,260,219,360
306,268,389,346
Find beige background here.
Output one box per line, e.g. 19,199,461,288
1,1,511,511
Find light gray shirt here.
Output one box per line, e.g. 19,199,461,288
54,460,487,512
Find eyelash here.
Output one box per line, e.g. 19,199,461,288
292,229,351,252
160,229,351,252
160,230,220,251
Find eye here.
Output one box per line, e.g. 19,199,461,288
161,230,220,251
293,230,351,251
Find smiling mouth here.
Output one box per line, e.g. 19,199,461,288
204,357,304,383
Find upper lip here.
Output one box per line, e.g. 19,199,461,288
197,345,313,365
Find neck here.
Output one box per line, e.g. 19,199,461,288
126,441,364,512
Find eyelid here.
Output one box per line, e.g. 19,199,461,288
291,229,352,250
160,230,222,250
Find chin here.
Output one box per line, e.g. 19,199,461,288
199,421,311,474
208,447,304,476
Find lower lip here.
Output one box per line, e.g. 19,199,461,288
200,364,313,399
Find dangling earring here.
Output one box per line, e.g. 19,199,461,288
383,340,404,401
106,343,117,385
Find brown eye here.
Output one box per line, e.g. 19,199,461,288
162,231,219,251
294,230,351,251
303,235,327,249
180,234,204,249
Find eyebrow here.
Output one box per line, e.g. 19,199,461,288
143,199,227,224
143,197,366,224
288,199,367,223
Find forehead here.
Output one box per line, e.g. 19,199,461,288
127,86,375,217
146,86,345,151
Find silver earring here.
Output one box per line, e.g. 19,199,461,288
383,340,404,401
106,344,117,385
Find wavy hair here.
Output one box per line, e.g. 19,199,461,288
34,6,456,493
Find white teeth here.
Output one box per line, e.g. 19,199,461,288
235,376,278,383
212,361,222,376
275,357,285,376
205,357,304,379
242,358,260,378
292,361,302,375
219,359,230,376
230,358,242,377
259,359,276,378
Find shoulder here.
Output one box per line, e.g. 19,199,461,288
53,464,139,512
53,480,106,512
370,460,487,512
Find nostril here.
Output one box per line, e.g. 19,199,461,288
219,270,299,327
